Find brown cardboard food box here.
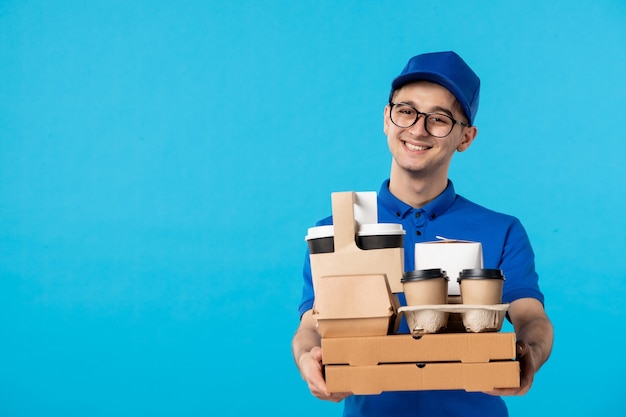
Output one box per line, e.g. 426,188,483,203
322,333,520,394
313,273,401,337
309,191,520,393
324,361,520,394
322,332,517,366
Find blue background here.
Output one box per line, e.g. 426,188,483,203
1,1,625,416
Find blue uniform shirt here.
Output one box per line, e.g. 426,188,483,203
298,179,545,417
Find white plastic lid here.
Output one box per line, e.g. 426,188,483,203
357,223,406,236
304,225,334,241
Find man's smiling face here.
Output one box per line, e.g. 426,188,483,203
384,81,475,179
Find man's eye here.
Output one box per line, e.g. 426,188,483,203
431,115,451,125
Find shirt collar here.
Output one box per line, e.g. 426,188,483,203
378,179,457,220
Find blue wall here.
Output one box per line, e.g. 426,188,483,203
1,1,624,415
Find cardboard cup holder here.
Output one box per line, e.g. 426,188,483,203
399,304,510,335
399,267,506,335
308,192,405,295
403,308,450,335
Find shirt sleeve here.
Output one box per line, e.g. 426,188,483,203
500,217,545,305
297,249,315,318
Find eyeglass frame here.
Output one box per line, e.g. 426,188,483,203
388,101,469,138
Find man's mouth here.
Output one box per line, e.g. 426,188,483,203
404,141,431,151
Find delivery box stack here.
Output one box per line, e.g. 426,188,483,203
306,191,520,394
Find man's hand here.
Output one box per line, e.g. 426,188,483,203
297,346,351,402
486,339,540,396
485,298,554,397
292,310,352,402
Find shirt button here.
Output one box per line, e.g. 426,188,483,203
415,230,422,236
415,212,421,218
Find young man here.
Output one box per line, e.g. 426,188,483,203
292,51,554,417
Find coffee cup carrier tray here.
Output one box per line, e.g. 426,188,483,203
399,303,510,336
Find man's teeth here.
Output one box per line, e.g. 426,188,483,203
406,143,429,151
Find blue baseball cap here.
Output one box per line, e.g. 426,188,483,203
390,51,480,125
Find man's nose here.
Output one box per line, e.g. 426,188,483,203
407,115,428,136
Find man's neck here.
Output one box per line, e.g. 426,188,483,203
388,167,449,208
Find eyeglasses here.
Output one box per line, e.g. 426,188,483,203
388,102,469,138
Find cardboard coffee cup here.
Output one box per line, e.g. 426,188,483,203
305,225,335,254
401,268,449,305
457,269,505,305
357,223,405,250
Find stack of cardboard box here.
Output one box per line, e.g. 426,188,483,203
309,192,520,394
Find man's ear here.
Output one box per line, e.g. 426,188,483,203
457,126,478,152
383,105,391,135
